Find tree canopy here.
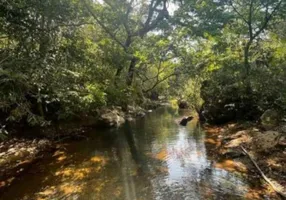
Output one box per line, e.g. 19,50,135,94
1,0,286,128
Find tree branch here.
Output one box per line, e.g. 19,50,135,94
229,0,249,24
252,0,283,39
241,146,286,198
133,0,169,37
143,72,177,93
248,0,254,39
82,0,127,51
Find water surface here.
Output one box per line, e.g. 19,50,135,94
0,107,273,199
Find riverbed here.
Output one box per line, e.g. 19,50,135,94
0,107,277,199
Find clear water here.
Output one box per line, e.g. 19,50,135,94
0,107,274,200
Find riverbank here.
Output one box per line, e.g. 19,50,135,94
0,106,276,200
204,122,286,199
0,138,54,191
1,106,285,199
0,102,166,192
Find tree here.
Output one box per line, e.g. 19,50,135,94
226,0,285,79
82,0,170,85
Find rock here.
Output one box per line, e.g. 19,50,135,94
127,105,136,114
7,148,16,154
18,150,30,158
126,115,134,121
113,106,122,111
253,131,281,152
222,149,245,158
178,100,189,109
98,109,125,127
136,111,146,117
278,124,286,133
225,132,252,148
38,139,49,147
180,116,194,126
260,109,280,130
127,106,146,118
278,135,286,146
0,158,5,165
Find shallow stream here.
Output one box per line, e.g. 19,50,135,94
0,107,273,199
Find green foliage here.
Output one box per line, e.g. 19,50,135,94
0,0,286,129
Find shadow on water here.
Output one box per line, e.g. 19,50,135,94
0,107,277,200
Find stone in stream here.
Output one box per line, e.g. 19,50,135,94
180,116,194,126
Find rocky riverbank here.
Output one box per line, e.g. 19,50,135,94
204,122,286,198
0,138,54,191
0,102,165,192
76,101,165,128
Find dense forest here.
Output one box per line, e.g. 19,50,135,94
1,0,286,199
1,0,286,133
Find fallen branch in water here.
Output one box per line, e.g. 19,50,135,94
240,146,286,199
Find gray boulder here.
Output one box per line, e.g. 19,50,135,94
260,109,280,130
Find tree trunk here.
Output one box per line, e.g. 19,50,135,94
114,66,124,86
37,101,45,118
126,57,137,86
244,40,253,94
244,41,251,77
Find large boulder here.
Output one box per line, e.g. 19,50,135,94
252,131,281,152
98,109,125,127
260,109,280,130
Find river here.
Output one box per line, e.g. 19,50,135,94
0,107,274,199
